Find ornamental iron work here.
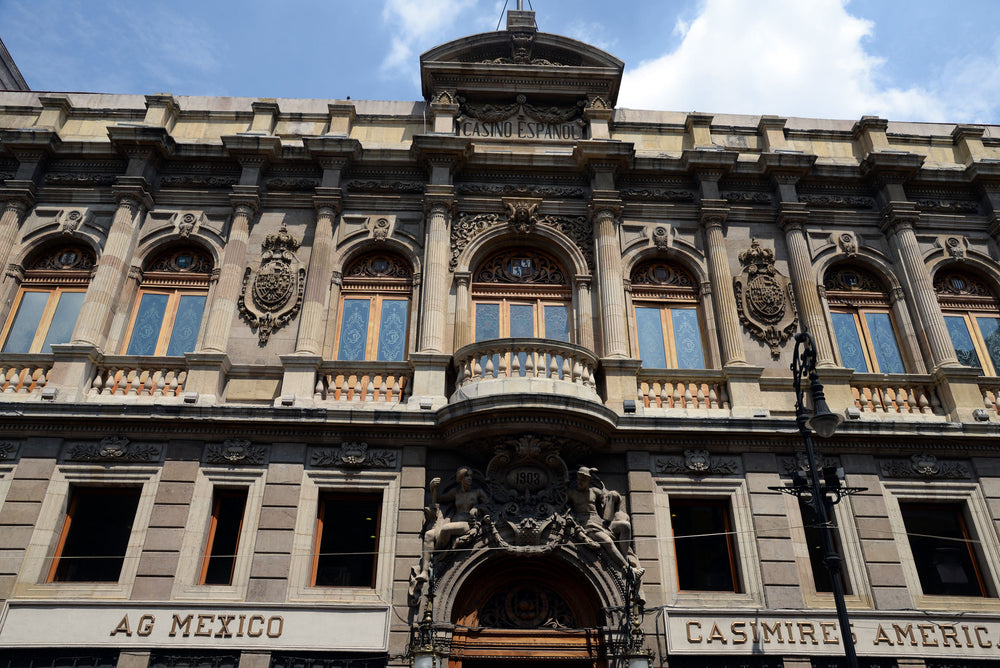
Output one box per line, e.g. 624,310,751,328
824,264,886,293
631,260,697,289
933,269,995,298
238,224,306,344
26,245,96,272
478,584,577,630
474,248,567,285
343,252,412,280
733,239,797,357
147,246,213,274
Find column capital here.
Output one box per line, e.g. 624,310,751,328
699,202,729,230
112,178,154,212
776,202,809,233
230,185,261,216
0,181,36,212
878,201,920,236
454,270,471,288
589,195,622,222
423,185,456,216
313,188,343,216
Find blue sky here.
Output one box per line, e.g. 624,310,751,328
3,0,1000,124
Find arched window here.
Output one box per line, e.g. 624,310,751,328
0,245,93,353
334,252,412,362
630,259,706,369
471,248,571,343
825,264,906,373
123,246,212,356
935,268,1000,376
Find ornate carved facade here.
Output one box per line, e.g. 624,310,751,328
0,7,998,668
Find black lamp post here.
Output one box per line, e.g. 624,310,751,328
774,330,865,668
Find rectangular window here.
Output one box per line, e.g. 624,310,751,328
670,498,740,592
125,291,206,356
312,492,381,587
899,502,988,597
830,309,905,373
200,488,248,585
945,313,1000,375
634,305,706,369
47,487,141,583
2,289,85,354
336,297,408,362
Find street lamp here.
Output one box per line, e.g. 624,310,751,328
772,329,865,668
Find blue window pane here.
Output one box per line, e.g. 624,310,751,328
165,295,206,356
40,291,84,353
475,304,500,341
865,312,905,374
831,312,868,372
337,299,370,361
977,316,1000,373
544,305,569,342
671,308,705,369
509,304,535,337
635,307,667,369
376,300,408,361
126,293,169,356
945,315,982,370
2,291,49,353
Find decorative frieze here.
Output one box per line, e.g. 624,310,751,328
204,439,268,466
450,209,592,270
798,194,875,209
457,183,585,198
310,442,398,469
159,175,238,188
879,454,971,479
64,435,161,463
654,450,742,476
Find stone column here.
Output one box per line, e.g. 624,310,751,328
0,188,32,280
880,203,958,369
700,201,747,366
72,183,151,348
294,193,340,355
575,275,594,351
200,187,259,353
777,203,836,366
591,198,629,358
452,271,471,350
323,271,343,356
418,187,454,353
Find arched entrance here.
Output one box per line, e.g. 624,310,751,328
448,556,607,668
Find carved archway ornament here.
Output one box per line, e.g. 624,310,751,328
410,435,643,609
733,238,797,357
238,224,306,344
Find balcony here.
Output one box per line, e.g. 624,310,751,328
313,361,412,405
0,354,53,398
89,356,189,400
451,338,600,402
636,368,730,414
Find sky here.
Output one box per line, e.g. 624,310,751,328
2,0,1000,125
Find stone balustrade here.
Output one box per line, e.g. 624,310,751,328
850,373,943,415
637,369,730,411
89,356,188,399
314,361,411,404
0,355,52,396
981,377,1000,416
452,338,599,400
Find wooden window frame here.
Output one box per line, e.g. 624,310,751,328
199,487,249,586
472,294,572,342
669,497,741,593
899,501,989,598
941,310,1000,376
828,305,906,373
311,491,383,589
631,301,707,369
122,288,208,356
333,293,411,361
1,287,87,354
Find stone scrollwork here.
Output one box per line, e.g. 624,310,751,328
310,442,398,469
733,238,797,357
503,197,540,234
0,440,19,461
654,449,741,476
238,224,306,344
65,435,161,463
837,232,858,257
879,454,971,480
204,439,267,465
450,208,592,271
410,434,643,604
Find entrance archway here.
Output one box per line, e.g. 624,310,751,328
448,556,607,668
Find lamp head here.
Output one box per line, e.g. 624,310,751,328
806,389,844,438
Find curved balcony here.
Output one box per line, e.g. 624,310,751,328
451,338,600,402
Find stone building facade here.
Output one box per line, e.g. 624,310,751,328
0,9,999,668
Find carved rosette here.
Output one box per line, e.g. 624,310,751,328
238,224,306,344
733,239,797,357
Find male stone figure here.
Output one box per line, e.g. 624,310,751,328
414,466,489,587
566,466,643,582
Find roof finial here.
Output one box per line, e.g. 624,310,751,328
517,0,524,9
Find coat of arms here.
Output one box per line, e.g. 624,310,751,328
238,223,306,344
733,238,797,357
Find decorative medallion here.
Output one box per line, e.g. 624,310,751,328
504,198,540,234
27,245,95,272
204,439,267,465
933,269,994,297
147,247,213,274
478,585,576,629
57,209,86,236
631,260,697,289
65,435,161,463
781,452,839,475
945,236,967,261
654,450,741,476
177,212,197,238
310,443,398,469
879,454,971,480
370,217,390,242
652,226,670,251
238,224,306,344
837,232,858,258
733,239,797,357
474,248,566,285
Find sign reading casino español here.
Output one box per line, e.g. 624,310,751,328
669,613,1000,658
457,95,586,140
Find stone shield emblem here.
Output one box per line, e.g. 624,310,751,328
238,224,306,344
733,239,797,357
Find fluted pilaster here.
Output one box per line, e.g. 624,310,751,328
419,188,455,353
295,194,340,355
700,202,746,365
591,198,628,358
201,188,259,353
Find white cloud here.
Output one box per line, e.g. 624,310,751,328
618,0,967,122
380,0,479,78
